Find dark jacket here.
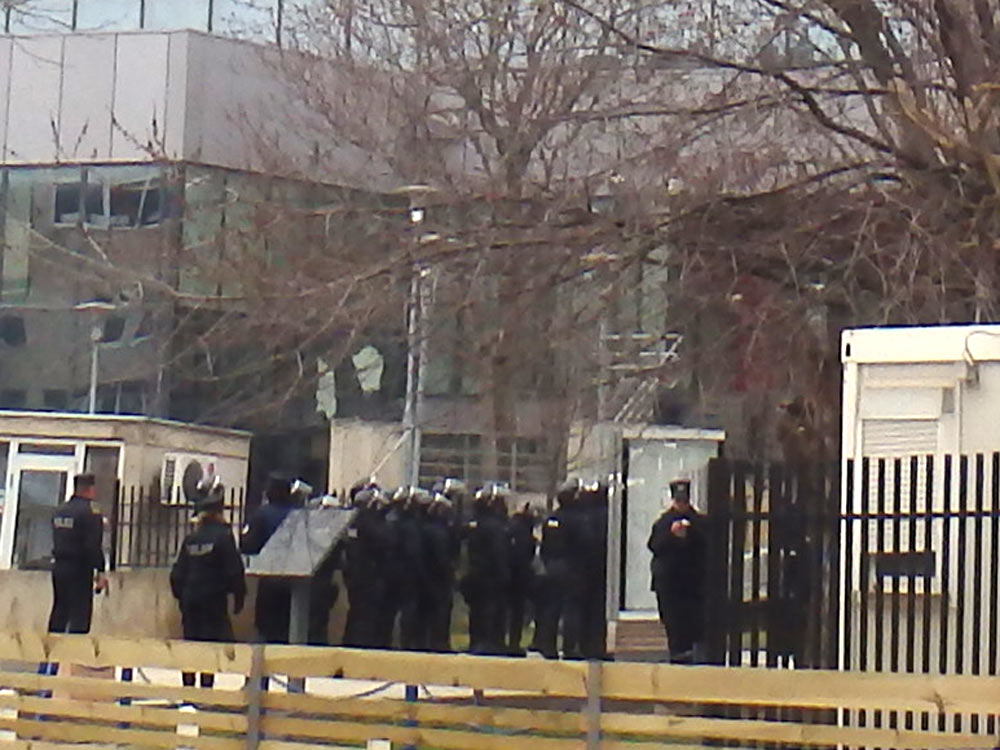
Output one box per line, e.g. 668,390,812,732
647,506,707,600
464,510,510,589
51,496,105,572
170,518,246,609
239,501,294,555
540,511,571,570
508,512,537,585
344,505,392,586
422,513,457,586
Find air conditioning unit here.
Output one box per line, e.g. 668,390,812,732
161,453,219,505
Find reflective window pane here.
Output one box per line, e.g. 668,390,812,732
76,0,141,31
143,0,209,32
13,469,66,569
7,0,74,33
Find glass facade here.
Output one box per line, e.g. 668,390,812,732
4,0,284,42
0,162,406,427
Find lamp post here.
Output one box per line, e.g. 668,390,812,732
73,300,116,414
392,184,438,487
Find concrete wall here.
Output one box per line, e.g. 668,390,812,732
0,568,349,643
0,30,397,189
328,419,407,495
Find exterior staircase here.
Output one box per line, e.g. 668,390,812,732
612,614,668,661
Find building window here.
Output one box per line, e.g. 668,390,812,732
101,315,126,343
54,181,102,225
419,433,549,493
0,315,26,347
42,389,68,411
96,380,148,415
109,179,163,227
54,175,162,228
0,389,27,409
419,433,482,490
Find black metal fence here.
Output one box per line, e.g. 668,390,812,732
844,454,1000,674
704,458,841,669
109,484,245,569
706,452,1000,687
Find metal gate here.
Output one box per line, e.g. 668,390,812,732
704,458,841,668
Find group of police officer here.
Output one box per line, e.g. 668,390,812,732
232,473,609,659
49,470,702,664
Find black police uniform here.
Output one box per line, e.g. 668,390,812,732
556,499,592,659
307,546,341,646
422,503,459,652
373,500,406,648
343,501,392,648
170,517,246,642
461,504,510,655
532,510,571,659
648,504,707,663
49,495,105,634
505,508,537,654
398,502,430,651
579,487,609,659
241,499,295,643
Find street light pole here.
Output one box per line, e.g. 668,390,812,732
88,324,103,414
392,184,438,487
74,300,116,415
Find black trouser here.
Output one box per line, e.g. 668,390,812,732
506,573,533,653
425,580,454,652
582,571,607,659
655,590,705,662
180,596,233,689
399,581,430,651
181,597,234,642
561,571,590,659
48,564,94,634
308,580,338,646
533,567,567,658
344,573,383,648
374,577,402,649
462,577,506,655
255,579,291,644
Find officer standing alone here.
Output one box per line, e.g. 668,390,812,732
170,478,246,687
648,479,707,664
49,473,107,634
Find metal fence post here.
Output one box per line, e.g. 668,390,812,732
585,659,602,750
403,683,418,750
245,643,264,750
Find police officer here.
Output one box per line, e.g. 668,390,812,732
428,479,465,651
373,487,408,648
506,503,537,656
532,479,578,658
49,473,107,635
578,481,610,660
305,487,342,646
169,478,245,687
241,472,297,643
398,487,433,650
424,489,460,652
648,479,707,664
461,484,510,655
342,484,391,648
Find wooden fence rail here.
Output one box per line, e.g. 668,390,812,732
0,632,998,749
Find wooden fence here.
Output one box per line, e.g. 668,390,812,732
0,633,998,749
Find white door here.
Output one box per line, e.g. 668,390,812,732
1,450,81,570
623,439,719,611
